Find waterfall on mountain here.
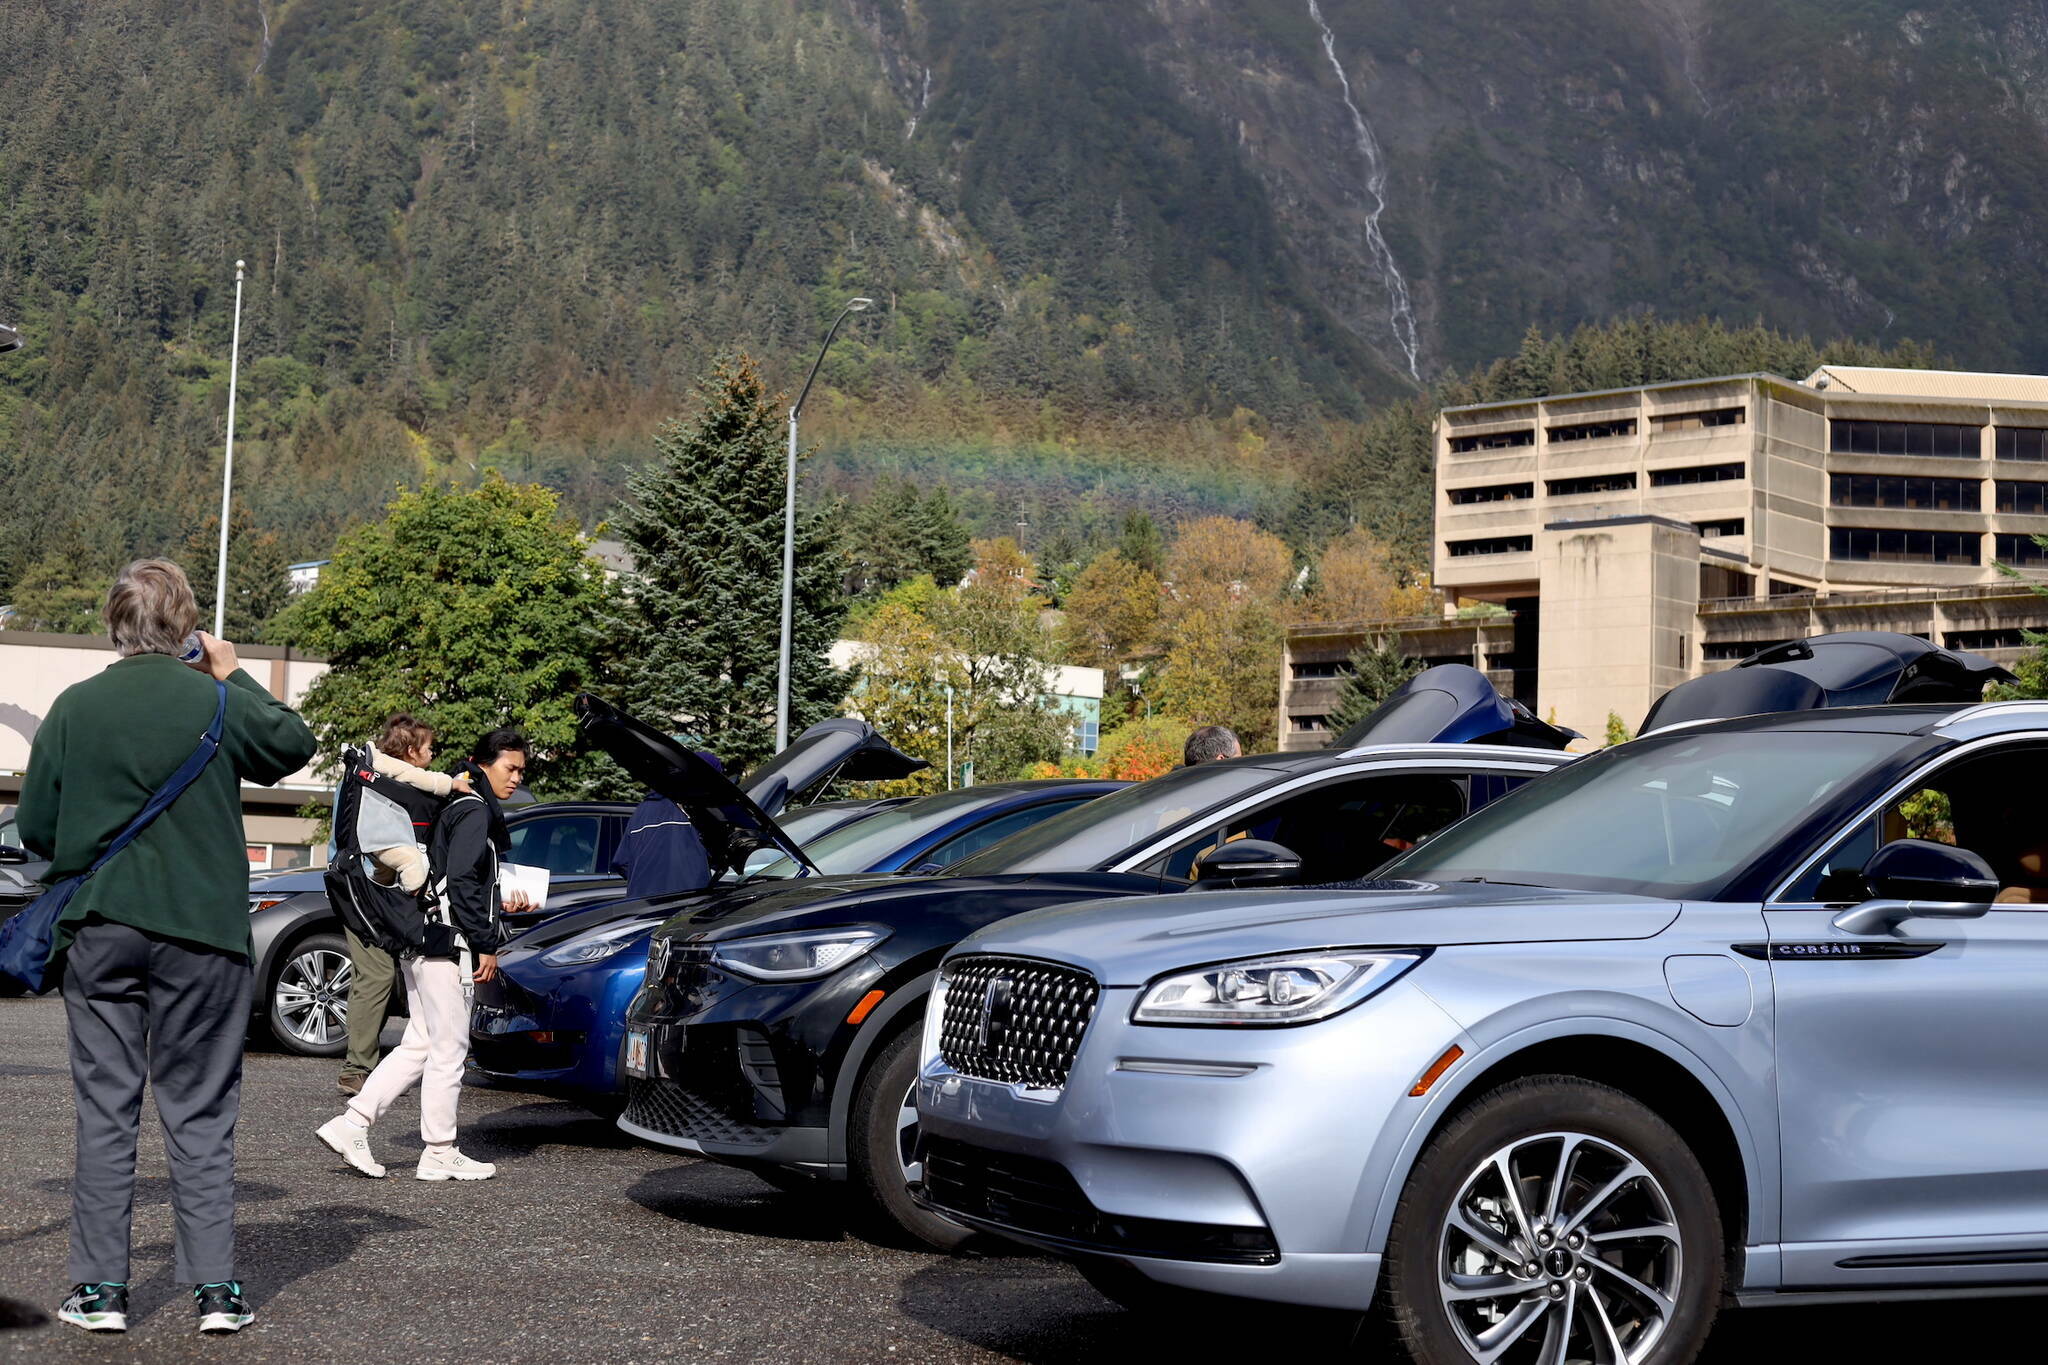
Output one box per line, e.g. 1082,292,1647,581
1305,0,1422,382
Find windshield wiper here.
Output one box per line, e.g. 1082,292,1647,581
1451,876,1548,888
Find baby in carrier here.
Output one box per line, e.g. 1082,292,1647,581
357,715,470,893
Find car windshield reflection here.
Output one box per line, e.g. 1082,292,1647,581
1385,730,1913,899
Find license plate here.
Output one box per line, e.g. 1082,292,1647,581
625,1031,650,1079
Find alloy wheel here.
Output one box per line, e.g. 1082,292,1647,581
1436,1130,1681,1364
895,1079,922,1186
275,948,353,1047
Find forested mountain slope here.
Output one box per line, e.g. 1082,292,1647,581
0,0,2032,590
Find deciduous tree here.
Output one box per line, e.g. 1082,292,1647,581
272,476,622,794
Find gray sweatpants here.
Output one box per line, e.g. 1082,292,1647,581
62,919,253,1285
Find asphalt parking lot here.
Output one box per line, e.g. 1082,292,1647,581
0,993,2035,1363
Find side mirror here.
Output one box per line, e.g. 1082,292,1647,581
1194,840,1304,888
909,862,945,876
1831,838,1999,934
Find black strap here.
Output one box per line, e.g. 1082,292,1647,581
82,680,229,880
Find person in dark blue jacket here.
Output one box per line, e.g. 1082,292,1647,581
610,752,720,899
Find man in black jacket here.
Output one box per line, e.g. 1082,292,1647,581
314,729,525,1182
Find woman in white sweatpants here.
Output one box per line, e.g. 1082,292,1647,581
315,734,528,1181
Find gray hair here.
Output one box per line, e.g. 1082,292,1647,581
104,559,200,657
1183,725,1242,766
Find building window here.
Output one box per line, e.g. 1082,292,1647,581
1830,474,1983,511
1829,419,1980,458
1547,418,1637,443
1830,527,1981,565
1448,429,1536,453
1290,661,1354,680
1546,472,1636,497
1945,628,2033,651
1995,481,2048,515
1995,533,2048,565
1079,719,1100,756
1290,715,1331,733
1448,482,1535,505
1695,519,1745,538
1649,462,1745,486
1651,406,1746,432
1700,564,1755,599
1995,427,2048,461
1769,579,1808,596
1703,639,1791,662
1448,536,1534,557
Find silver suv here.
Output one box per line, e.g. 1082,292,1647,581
917,700,2048,1363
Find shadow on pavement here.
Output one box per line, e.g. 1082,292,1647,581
116,1203,426,1328
892,1259,1360,1362
462,1099,637,1160
625,1162,856,1244
0,1297,47,1331
34,1176,290,1205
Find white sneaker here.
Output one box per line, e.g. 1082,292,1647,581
416,1147,496,1181
316,1116,387,1178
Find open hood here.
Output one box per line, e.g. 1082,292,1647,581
1334,664,1581,751
739,715,929,814
1641,631,2016,734
574,695,925,877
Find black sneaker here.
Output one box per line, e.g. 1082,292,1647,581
194,1282,253,1334
57,1282,127,1332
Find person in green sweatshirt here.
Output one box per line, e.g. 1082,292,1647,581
18,559,316,1337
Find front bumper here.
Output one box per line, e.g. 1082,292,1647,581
915,978,1466,1312
467,949,645,1098
614,950,888,1172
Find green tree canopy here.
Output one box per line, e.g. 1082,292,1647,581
273,476,622,795
611,355,848,773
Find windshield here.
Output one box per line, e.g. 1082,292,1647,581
1384,729,1912,898
943,763,1280,876
750,788,1024,879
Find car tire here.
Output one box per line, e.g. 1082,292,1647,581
265,931,355,1058
847,1025,974,1253
1382,1075,1723,1365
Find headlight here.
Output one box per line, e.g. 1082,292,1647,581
249,893,295,914
1133,950,1426,1027
539,919,660,968
711,927,889,981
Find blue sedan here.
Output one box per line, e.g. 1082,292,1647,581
468,780,1123,1109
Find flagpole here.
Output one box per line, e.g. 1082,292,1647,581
213,259,245,638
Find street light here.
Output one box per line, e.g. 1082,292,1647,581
776,296,873,750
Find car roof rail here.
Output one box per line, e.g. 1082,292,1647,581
1930,700,2048,741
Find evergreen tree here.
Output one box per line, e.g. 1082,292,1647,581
1117,511,1165,575
909,486,973,587
612,355,849,772
181,507,294,644
1327,638,1425,737
4,550,107,635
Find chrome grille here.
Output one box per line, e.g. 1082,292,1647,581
938,955,1098,1089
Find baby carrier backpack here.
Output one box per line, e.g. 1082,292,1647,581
325,744,452,957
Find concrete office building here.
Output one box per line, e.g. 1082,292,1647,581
1281,366,2048,748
